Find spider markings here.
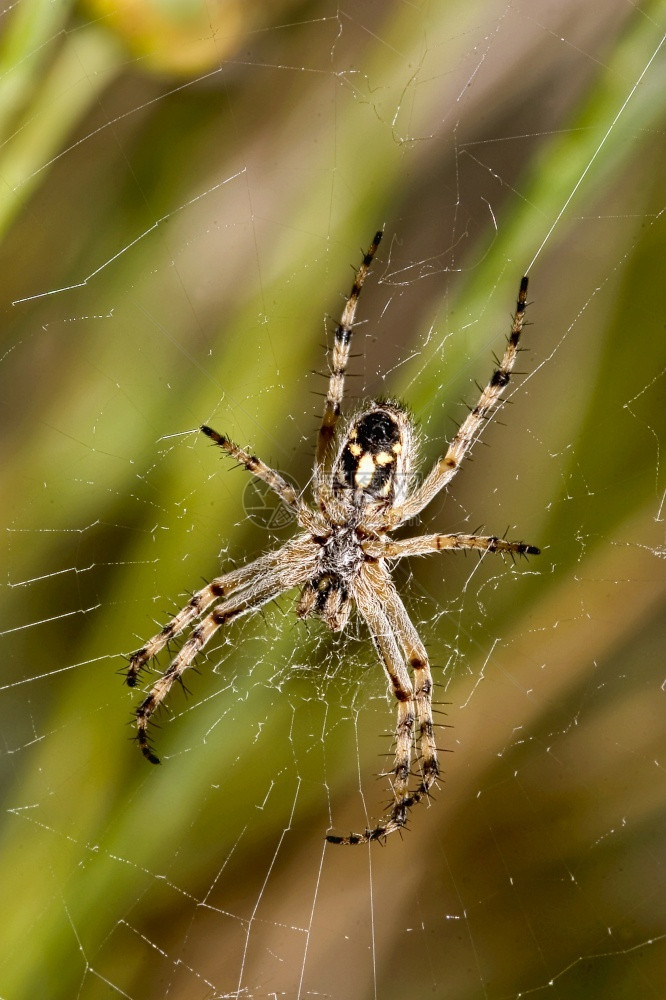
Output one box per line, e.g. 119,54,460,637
336,404,408,500
125,233,539,845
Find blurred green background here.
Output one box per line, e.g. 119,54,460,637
1,1,665,997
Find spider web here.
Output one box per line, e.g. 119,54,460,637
1,1,666,998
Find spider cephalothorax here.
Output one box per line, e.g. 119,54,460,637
125,232,539,844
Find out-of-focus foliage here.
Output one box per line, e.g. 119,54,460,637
82,0,297,76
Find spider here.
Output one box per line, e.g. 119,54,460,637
125,231,539,844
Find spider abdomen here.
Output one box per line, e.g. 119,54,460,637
333,402,414,504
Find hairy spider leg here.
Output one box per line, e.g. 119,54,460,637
126,550,282,686
366,532,540,559
391,276,529,526
381,577,440,806
316,231,384,471
201,424,309,519
327,581,418,845
135,579,286,763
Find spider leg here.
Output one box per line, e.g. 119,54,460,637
327,580,418,846
134,578,286,763
201,425,312,523
365,532,540,560
390,276,529,526
125,550,282,687
315,231,383,471
379,577,440,814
